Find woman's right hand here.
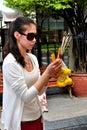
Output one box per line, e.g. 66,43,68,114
45,58,62,77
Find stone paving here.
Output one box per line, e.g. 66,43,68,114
43,94,87,130
44,94,87,121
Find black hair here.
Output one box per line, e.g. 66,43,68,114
3,16,36,67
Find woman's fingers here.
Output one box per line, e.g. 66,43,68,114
52,59,62,71
47,58,62,75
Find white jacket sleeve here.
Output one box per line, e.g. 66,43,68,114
3,62,38,103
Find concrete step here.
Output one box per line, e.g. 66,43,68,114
43,94,87,130
45,115,87,130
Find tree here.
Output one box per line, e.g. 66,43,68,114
4,0,87,35
4,0,87,72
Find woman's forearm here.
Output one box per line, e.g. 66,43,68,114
34,70,50,92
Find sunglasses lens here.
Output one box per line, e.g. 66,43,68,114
27,33,37,40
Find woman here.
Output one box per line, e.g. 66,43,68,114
1,16,62,130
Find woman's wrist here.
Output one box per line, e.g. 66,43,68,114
43,69,51,79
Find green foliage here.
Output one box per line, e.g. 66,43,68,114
4,0,87,34
5,0,37,16
5,0,73,16
5,0,87,14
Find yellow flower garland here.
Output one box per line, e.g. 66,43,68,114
51,48,73,88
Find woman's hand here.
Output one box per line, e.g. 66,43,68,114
34,58,62,92
45,58,62,77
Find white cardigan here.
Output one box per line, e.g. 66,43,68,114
1,53,46,130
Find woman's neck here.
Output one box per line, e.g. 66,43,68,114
24,54,34,72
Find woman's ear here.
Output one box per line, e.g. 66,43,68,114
14,31,21,39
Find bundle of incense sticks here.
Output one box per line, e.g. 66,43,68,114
60,32,72,58
51,32,72,61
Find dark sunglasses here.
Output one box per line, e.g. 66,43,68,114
20,32,37,41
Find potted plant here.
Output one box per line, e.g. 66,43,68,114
71,55,87,97
70,36,87,97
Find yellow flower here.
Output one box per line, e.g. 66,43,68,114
57,80,66,87
64,78,73,85
63,69,71,75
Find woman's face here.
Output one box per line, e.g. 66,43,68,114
16,24,37,54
